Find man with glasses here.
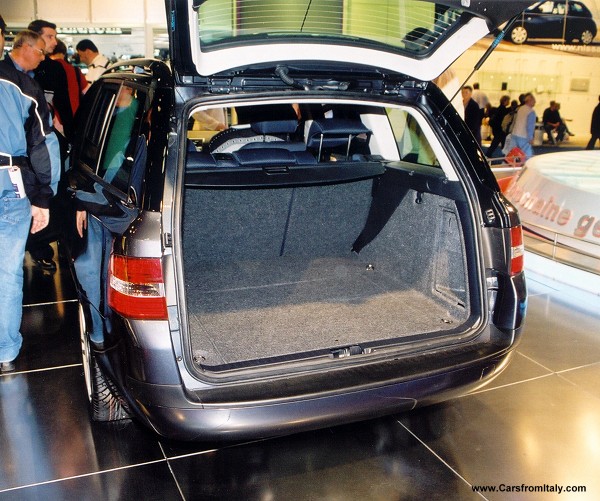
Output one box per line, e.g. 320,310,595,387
0,27,60,373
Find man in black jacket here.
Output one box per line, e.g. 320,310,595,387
27,19,74,142
462,85,482,146
486,95,511,157
586,96,600,150
26,19,74,270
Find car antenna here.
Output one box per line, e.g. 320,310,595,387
442,13,522,115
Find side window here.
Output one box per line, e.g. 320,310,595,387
77,85,116,171
187,107,231,151
569,3,584,15
97,85,147,194
387,108,439,167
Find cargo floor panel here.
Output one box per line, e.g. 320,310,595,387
186,257,465,367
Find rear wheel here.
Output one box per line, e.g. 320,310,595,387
510,26,528,44
580,29,594,45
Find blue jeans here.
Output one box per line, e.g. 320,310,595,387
508,134,534,160
0,195,31,363
73,215,112,344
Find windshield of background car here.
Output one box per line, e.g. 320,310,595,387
195,0,465,57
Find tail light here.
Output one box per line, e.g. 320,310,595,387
510,225,525,275
108,255,168,320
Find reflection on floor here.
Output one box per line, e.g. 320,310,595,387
2,242,600,500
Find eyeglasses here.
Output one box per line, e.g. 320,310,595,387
28,45,45,56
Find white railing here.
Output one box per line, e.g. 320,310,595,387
523,222,600,275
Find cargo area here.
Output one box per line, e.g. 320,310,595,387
182,164,475,370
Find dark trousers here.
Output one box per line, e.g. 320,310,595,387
586,134,600,150
486,127,507,157
544,123,567,143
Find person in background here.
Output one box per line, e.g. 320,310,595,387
472,83,489,111
0,15,4,57
27,20,74,143
462,85,482,145
75,39,109,84
0,28,60,372
543,101,568,144
0,14,4,53
192,109,227,131
506,92,537,159
481,101,494,141
49,39,89,256
556,102,574,137
586,95,600,150
472,82,489,126
26,19,74,270
50,39,89,127
486,95,511,157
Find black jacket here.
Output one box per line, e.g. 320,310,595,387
591,103,600,135
33,57,75,141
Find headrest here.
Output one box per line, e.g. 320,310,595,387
251,120,298,135
307,118,371,138
306,118,372,151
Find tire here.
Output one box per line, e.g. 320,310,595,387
79,303,130,422
510,26,528,44
90,355,131,422
79,303,92,402
580,29,594,45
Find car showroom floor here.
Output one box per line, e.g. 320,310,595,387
2,226,600,500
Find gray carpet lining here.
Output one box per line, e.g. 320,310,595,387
183,180,471,368
186,256,466,367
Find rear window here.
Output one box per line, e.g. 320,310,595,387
196,0,465,56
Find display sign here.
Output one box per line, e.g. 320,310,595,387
58,27,133,35
505,151,600,246
4,26,133,38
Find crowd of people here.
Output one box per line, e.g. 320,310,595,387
460,82,600,159
0,15,109,373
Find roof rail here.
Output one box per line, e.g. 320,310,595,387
103,58,171,80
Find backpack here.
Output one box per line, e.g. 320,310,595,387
501,109,517,134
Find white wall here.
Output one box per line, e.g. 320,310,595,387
2,0,166,58
1,0,166,25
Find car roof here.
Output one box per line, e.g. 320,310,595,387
168,0,534,81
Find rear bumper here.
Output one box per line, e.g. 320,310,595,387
125,350,515,441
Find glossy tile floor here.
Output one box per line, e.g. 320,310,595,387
1,242,600,500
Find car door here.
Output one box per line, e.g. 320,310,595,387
565,1,589,40
171,0,534,82
69,80,150,232
525,1,563,39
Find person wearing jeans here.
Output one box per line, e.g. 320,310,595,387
0,27,59,372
